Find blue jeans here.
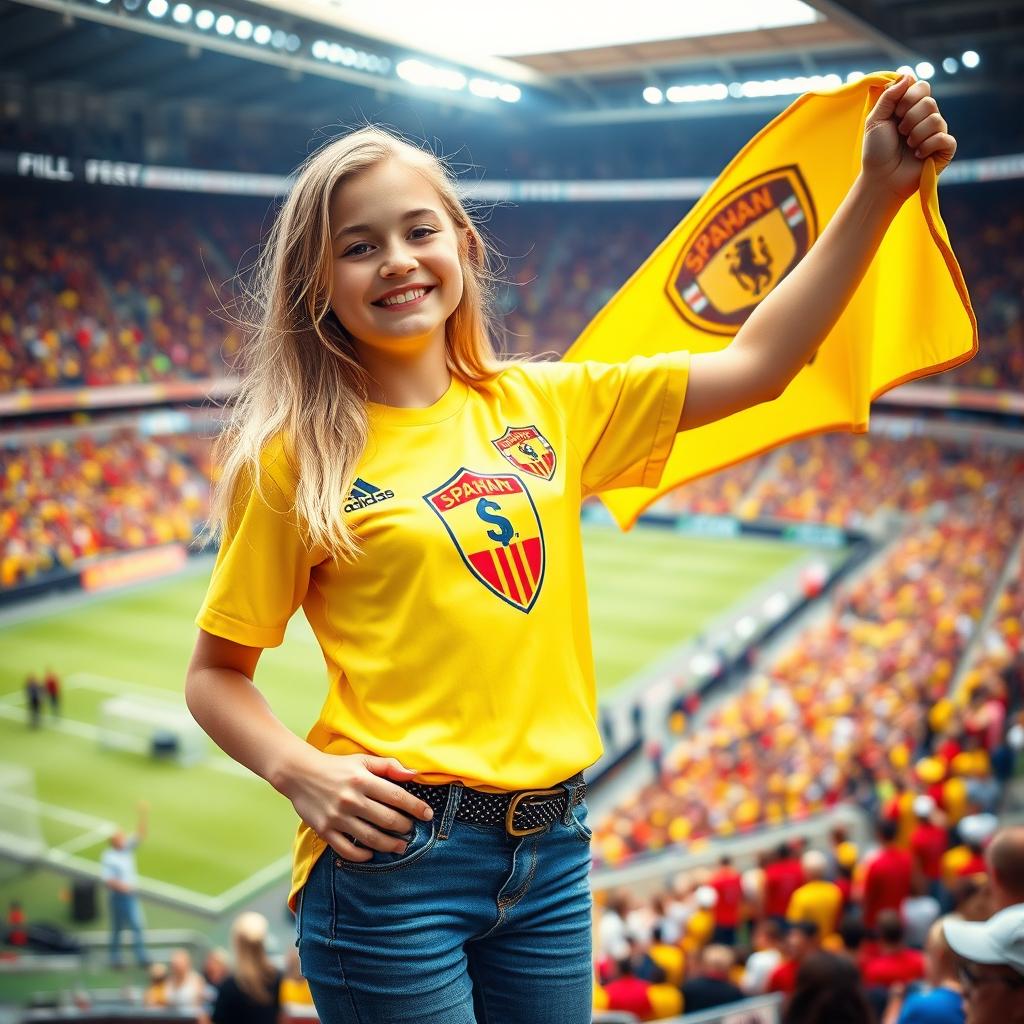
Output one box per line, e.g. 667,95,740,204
108,890,148,966
295,776,594,1023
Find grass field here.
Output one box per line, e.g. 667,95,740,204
0,524,815,906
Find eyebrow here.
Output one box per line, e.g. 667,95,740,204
333,208,440,242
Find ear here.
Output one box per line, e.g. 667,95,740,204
461,226,480,264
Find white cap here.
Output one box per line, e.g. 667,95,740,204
959,812,999,846
944,906,1024,976
696,885,719,909
913,794,936,818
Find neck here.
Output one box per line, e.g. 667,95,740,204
356,336,451,408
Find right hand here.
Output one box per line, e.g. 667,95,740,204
283,752,434,863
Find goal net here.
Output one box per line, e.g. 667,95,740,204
0,763,45,859
97,695,207,765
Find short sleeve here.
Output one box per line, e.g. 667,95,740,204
532,352,689,497
195,442,323,649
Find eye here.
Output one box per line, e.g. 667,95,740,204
342,242,372,258
410,226,438,240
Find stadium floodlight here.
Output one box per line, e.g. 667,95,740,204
285,33,301,52
234,18,252,39
942,57,958,74
727,81,743,97
252,24,271,44
497,83,520,102
123,0,142,11
271,29,287,48
146,0,167,15
642,86,664,104
470,78,501,98
171,2,191,22
94,0,113,5
215,13,234,34
311,39,327,59
915,60,935,80
896,64,914,76
194,7,213,28
735,615,758,639
961,49,980,68
846,70,864,82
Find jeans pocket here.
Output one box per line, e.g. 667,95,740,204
567,798,593,843
334,816,438,873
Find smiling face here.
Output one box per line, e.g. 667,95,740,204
328,157,465,364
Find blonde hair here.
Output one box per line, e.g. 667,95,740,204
230,911,276,1005
209,126,506,563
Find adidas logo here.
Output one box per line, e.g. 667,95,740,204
345,477,396,513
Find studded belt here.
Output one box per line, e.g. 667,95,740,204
397,773,587,837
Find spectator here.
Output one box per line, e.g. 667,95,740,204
787,850,844,940
863,820,915,930
710,855,744,946
912,796,950,902
101,800,150,969
783,952,874,1024
211,911,281,1024
165,947,208,1017
904,876,944,950
986,827,1024,912
944,905,1024,1024
143,962,169,1007
769,921,820,994
681,944,745,1013
648,922,686,987
765,843,806,924
43,668,61,716
742,918,785,995
864,910,927,989
279,949,314,1007
884,918,965,1024
24,674,42,729
201,946,230,1009
603,955,653,1020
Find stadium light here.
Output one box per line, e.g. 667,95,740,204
896,64,914,76
252,24,271,44
846,70,864,83
666,83,728,103
285,33,301,52
171,2,191,22
234,18,253,39
214,13,234,34
146,0,167,15
470,78,501,99
497,83,521,102
94,0,113,5
311,39,328,59
915,61,935,80
642,86,664,104
270,29,287,48
962,50,980,68
942,57,958,74
194,7,213,28
122,0,142,11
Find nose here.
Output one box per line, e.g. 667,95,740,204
380,240,418,277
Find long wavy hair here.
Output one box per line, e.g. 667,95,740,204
208,126,506,563
229,911,276,1005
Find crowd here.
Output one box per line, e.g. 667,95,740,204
2,181,1021,394
0,429,212,588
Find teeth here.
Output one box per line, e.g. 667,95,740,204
380,288,426,307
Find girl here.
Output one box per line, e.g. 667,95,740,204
211,912,282,1024
186,75,955,1023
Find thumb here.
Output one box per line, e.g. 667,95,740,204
364,756,418,777
866,74,912,127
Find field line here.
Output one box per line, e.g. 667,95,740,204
53,825,114,855
212,852,294,909
0,791,114,831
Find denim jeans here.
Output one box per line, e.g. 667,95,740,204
295,776,594,1023
108,890,148,966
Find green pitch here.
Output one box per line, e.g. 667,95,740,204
0,525,813,906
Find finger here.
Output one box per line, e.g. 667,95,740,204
915,132,957,162
866,75,913,125
894,79,931,120
897,95,940,136
322,829,373,862
906,112,948,151
346,815,412,853
366,775,435,824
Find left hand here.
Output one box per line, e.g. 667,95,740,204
861,74,957,205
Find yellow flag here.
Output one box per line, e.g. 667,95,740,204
564,71,977,528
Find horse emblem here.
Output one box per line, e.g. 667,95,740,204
491,425,556,481
667,165,817,336
423,469,545,613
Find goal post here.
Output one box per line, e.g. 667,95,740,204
97,695,208,765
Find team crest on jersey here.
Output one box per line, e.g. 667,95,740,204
423,469,545,613
491,425,556,481
667,165,818,336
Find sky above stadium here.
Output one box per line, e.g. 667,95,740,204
315,0,820,57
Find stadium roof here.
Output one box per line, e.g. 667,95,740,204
1,0,1021,128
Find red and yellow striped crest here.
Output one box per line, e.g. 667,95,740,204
424,469,545,613
491,425,556,481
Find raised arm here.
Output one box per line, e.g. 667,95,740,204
184,630,433,862
679,75,956,432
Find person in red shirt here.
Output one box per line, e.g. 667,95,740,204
862,820,913,929
764,843,806,924
604,957,653,1020
710,855,744,947
909,795,949,901
768,921,819,995
861,910,925,989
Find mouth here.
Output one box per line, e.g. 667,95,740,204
371,285,435,310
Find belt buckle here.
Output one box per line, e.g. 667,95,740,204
505,787,563,837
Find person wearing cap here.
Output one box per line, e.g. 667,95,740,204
683,885,718,954
943,905,1024,1023
912,796,950,902
986,827,1024,912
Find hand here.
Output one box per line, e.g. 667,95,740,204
282,753,434,863
861,74,957,205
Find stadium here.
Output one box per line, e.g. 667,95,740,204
1,0,1023,1021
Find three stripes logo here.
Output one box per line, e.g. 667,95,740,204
344,477,395,513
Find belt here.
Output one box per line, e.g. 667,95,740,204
398,773,587,837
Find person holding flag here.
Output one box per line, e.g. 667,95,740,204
186,73,959,1023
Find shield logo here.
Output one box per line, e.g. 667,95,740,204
667,165,818,336
491,425,556,481
424,469,545,613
